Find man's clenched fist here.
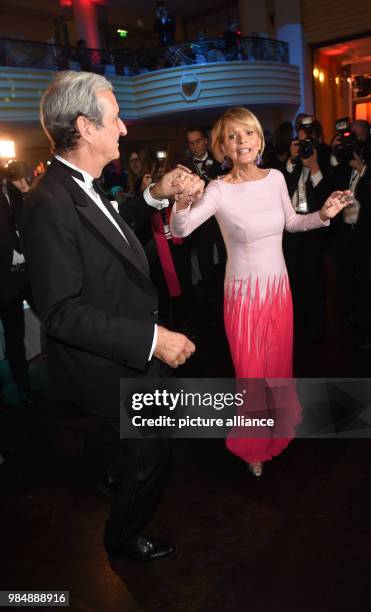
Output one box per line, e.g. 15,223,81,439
154,325,196,368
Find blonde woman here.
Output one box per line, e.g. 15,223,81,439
170,107,351,476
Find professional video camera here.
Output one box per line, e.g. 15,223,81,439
332,117,361,163
296,115,317,159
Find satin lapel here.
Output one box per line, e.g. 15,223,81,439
47,160,153,287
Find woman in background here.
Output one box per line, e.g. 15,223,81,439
127,150,143,196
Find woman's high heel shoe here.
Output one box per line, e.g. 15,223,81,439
248,462,263,478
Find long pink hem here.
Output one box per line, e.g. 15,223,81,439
224,275,301,463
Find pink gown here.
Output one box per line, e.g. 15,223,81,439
170,169,329,463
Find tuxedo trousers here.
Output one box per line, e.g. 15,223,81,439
103,419,171,555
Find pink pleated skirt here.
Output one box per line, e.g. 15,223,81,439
224,275,301,463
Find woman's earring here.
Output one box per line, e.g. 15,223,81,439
255,152,263,166
224,154,230,161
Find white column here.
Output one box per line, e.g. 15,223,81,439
275,0,313,116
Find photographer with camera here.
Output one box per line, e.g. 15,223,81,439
283,116,332,341
329,117,371,348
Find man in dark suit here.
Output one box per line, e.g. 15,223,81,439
21,71,202,561
329,145,371,347
0,165,32,400
182,127,226,319
282,126,332,341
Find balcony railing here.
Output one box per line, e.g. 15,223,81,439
0,36,289,77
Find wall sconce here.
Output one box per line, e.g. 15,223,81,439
319,72,325,83
0,140,16,162
313,68,319,79
335,76,340,85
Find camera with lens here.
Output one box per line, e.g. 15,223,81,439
152,150,167,182
332,117,361,163
297,115,317,159
0,160,29,181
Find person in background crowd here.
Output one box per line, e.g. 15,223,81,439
139,153,193,331
282,116,332,341
329,120,371,348
154,1,176,46
127,150,143,195
271,121,294,171
74,39,92,72
223,22,242,60
351,119,371,163
0,161,33,403
182,126,226,323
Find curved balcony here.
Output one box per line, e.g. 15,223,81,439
0,36,289,73
0,36,300,124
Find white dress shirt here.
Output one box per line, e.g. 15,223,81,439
286,159,323,212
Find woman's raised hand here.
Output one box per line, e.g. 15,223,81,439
319,190,353,221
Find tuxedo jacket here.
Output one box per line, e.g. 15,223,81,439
21,159,160,417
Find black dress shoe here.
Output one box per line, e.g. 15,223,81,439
109,536,175,562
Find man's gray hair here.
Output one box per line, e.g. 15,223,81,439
40,71,113,153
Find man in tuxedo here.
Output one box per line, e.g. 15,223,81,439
329,141,371,347
0,165,32,400
182,127,226,319
21,71,202,561
282,125,332,341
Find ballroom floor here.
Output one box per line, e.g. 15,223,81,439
1,272,371,612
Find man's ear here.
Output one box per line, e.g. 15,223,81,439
75,115,95,144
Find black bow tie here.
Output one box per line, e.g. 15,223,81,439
194,157,208,163
62,164,107,198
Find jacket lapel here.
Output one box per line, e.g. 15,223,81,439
47,159,151,280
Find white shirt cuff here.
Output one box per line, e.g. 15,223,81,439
311,170,323,187
143,184,169,210
148,324,158,361
286,159,295,173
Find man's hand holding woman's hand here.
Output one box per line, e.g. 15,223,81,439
149,165,204,201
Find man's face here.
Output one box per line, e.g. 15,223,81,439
187,131,208,159
92,90,127,165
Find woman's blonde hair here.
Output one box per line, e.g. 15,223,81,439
211,107,265,163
